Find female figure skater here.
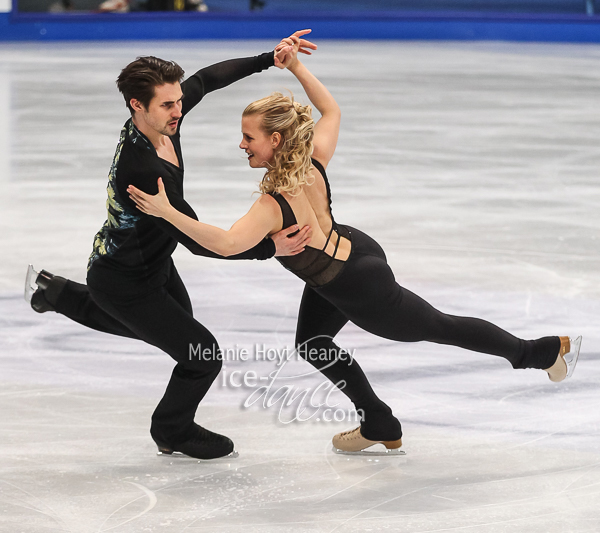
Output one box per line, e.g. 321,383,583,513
127,39,582,455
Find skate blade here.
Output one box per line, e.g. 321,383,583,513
565,336,583,379
332,446,406,457
156,449,239,460
24,264,39,303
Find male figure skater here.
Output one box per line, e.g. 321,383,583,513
24,32,314,460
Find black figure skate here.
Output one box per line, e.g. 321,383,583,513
153,423,238,460
24,265,58,313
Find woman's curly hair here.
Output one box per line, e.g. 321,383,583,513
243,92,314,196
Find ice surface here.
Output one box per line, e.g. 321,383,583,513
0,40,599,532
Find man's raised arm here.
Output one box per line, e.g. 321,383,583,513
180,30,317,117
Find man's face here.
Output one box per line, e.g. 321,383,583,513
134,82,183,137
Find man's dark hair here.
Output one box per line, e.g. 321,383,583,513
116,56,185,115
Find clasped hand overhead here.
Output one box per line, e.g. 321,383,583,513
274,29,317,69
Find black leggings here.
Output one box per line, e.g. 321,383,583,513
295,226,560,442
53,259,222,446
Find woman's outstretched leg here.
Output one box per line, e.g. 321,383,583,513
318,228,564,374
384,287,560,371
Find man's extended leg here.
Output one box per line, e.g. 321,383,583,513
26,266,138,339
27,261,232,459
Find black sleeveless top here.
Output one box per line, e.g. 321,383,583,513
271,159,351,288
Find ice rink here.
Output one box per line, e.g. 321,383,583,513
1,39,599,532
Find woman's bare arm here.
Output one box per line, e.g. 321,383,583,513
128,179,286,257
285,51,340,168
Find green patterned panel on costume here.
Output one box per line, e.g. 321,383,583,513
87,124,142,270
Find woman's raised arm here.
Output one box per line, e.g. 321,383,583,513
286,53,341,168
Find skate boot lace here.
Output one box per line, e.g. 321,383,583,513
338,427,362,439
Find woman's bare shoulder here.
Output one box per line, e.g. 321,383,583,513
254,192,282,213
248,193,284,235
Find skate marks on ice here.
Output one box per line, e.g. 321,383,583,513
1,384,600,532
2,259,600,531
2,263,600,531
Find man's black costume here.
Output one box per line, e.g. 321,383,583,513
38,52,276,457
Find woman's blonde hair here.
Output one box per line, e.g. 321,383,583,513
243,92,314,195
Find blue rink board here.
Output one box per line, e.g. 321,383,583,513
3,10,600,41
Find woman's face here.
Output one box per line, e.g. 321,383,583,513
240,114,280,169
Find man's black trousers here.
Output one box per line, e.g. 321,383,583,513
54,259,222,446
